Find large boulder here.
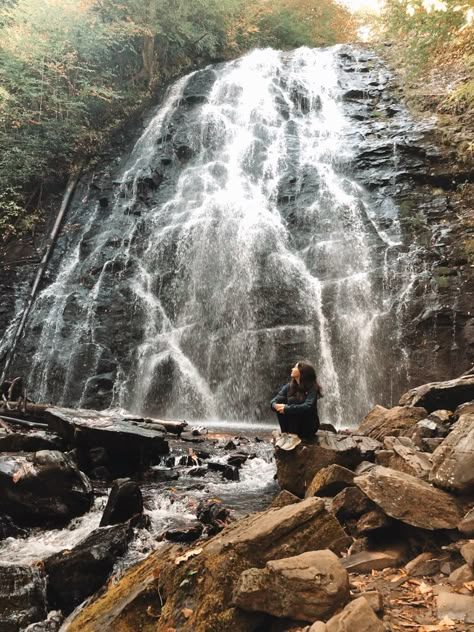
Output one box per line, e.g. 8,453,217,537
45,407,169,475
233,550,350,622
44,522,133,614
205,496,351,565
276,432,381,497
357,405,427,441
354,465,463,530
62,498,351,632
399,373,474,412
0,565,47,632
100,478,143,526
429,413,474,494
0,450,93,526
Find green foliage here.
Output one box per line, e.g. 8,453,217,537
0,187,43,242
382,0,471,67
0,0,354,242
380,0,474,122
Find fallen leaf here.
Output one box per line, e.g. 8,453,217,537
182,608,193,619
390,572,407,583
175,547,203,565
418,581,433,596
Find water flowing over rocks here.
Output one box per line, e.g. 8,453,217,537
1,40,474,629
0,565,47,632
43,522,133,614
0,450,93,526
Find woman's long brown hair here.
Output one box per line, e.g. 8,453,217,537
288,361,323,401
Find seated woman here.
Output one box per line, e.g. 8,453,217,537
271,360,322,449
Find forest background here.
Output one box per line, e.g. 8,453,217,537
0,0,473,244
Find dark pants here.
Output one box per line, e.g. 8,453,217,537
276,413,316,440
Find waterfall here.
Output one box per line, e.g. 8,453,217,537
21,46,427,426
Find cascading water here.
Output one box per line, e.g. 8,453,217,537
20,46,429,426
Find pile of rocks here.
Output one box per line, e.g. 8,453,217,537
3,371,474,631
0,408,233,631
60,370,474,631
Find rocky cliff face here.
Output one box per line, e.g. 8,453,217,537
1,44,472,422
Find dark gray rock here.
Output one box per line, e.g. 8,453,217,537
88,446,109,467
0,515,27,540
227,453,248,467
46,407,169,475
188,466,207,477
0,450,93,526
147,468,179,483
100,478,143,527
164,522,203,543
44,522,133,614
222,465,240,481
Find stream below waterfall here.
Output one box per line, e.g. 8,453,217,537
0,427,276,569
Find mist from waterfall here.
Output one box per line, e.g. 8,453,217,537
23,46,422,426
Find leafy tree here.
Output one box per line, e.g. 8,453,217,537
0,0,355,244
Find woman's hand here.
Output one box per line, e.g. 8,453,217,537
274,403,286,414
